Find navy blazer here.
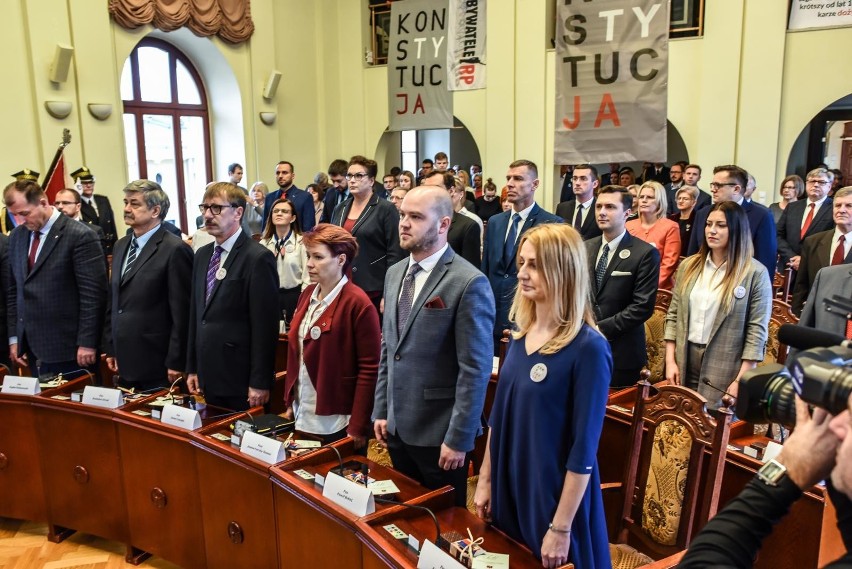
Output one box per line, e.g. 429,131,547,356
262,186,316,232
555,198,602,241
481,204,562,336
687,200,777,277
321,187,349,224
776,198,834,265
8,214,106,363
447,212,481,267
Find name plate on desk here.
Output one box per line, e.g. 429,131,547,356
161,404,201,430
82,386,124,408
1,375,40,395
417,540,466,569
322,470,375,516
239,430,285,464
472,552,510,568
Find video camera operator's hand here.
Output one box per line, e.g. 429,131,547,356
777,396,839,491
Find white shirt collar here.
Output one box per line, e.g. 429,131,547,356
602,229,626,251
408,243,448,273
511,201,536,221
216,227,242,253
807,195,829,208
40,207,61,236
309,274,348,307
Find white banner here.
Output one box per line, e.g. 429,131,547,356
789,0,852,30
447,0,486,90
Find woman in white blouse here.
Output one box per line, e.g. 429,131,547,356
259,197,309,324
663,201,772,409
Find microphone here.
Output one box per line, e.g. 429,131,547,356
372,497,449,550
702,379,737,402
778,324,850,351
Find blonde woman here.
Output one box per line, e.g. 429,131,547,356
664,201,772,409
474,224,611,569
259,197,309,323
626,181,681,290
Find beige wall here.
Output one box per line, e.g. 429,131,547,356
2,0,850,232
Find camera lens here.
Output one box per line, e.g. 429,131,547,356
736,365,797,427
810,365,852,416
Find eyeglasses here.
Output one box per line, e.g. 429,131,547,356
806,179,830,186
345,172,369,181
54,201,77,206
198,203,238,215
708,182,737,190
271,208,292,215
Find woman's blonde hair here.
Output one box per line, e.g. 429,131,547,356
508,224,598,353
677,201,754,313
639,180,667,220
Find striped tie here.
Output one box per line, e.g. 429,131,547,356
397,263,422,333
595,244,610,289
123,237,138,277
205,246,224,305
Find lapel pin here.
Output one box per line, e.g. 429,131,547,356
530,363,548,383
619,249,630,259
734,286,746,299
215,267,227,280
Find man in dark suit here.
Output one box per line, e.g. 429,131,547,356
791,187,852,315
664,161,687,215
71,167,118,255
640,162,670,185
586,186,660,387
482,160,562,350
687,165,777,276
262,161,316,231
321,159,350,223
4,179,106,376
374,186,495,506
187,182,279,410
777,167,835,270
103,180,193,392
555,164,603,241
798,264,852,337
53,188,107,255
683,164,712,210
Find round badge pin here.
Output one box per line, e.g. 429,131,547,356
285,243,295,253
530,363,548,383
310,326,321,340
619,249,631,259
215,267,227,280
734,286,746,299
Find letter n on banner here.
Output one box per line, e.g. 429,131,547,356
553,1,669,164
388,0,454,131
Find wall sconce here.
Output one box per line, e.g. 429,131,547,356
87,103,113,121
44,101,73,119
259,112,277,126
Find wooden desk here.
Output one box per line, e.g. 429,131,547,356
599,386,843,568
0,373,91,522
270,439,431,569
357,487,544,568
113,394,239,569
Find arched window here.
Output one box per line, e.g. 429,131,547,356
121,38,212,233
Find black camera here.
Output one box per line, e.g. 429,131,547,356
737,340,852,427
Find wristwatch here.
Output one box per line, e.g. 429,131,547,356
757,458,788,487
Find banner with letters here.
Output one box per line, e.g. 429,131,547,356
447,0,486,90
789,0,852,30
388,0,454,131
554,0,669,164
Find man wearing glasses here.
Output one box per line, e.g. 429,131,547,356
70,167,118,255
53,188,107,254
687,164,778,276
186,182,279,411
777,167,835,271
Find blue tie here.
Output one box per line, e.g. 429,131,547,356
503,213,521,266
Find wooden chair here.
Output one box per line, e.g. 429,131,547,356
759,298,798,368
643,290,673,383
607,381,733,564
773,267,794,303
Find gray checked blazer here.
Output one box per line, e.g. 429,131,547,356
374,246,495,452
664,257,772,408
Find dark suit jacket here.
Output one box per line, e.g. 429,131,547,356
8,214,107,363
447,212,481,267
0,234,9,368
694,190,712,211
321,188,349,223
798,265,852,335
555,199,602,241
103,225,193,386
481,204,562,335
186,232,279,400
791,229,852,315
80,194,118,254
776,198,834,265
640,166,669,185
331,195,405,293
586,232,660,373
688,200,777,276
375,247,495,450
262,186,316,232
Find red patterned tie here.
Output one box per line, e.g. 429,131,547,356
831,235,846,266
800,203,815,239
28,231,40,271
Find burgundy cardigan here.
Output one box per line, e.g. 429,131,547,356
285,281,380,437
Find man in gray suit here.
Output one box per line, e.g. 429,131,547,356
798,264,852,337
4,179,106,376
374,186,495,506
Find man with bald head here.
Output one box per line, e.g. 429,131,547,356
374,186,495,506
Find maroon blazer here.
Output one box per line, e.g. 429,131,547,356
285,281,380,437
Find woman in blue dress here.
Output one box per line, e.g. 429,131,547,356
474,223,612,569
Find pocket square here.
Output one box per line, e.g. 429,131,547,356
425,296,446,309
611,270,633,276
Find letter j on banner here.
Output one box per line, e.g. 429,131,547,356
554,1,669,164
388,0,454,131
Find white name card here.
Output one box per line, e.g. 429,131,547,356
762,440,784,464
322,470,375,516
239,430,285,465
82,386,124,409
472,552,510,569
160,403,202,431
1,375,40,396
417,540,466,569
